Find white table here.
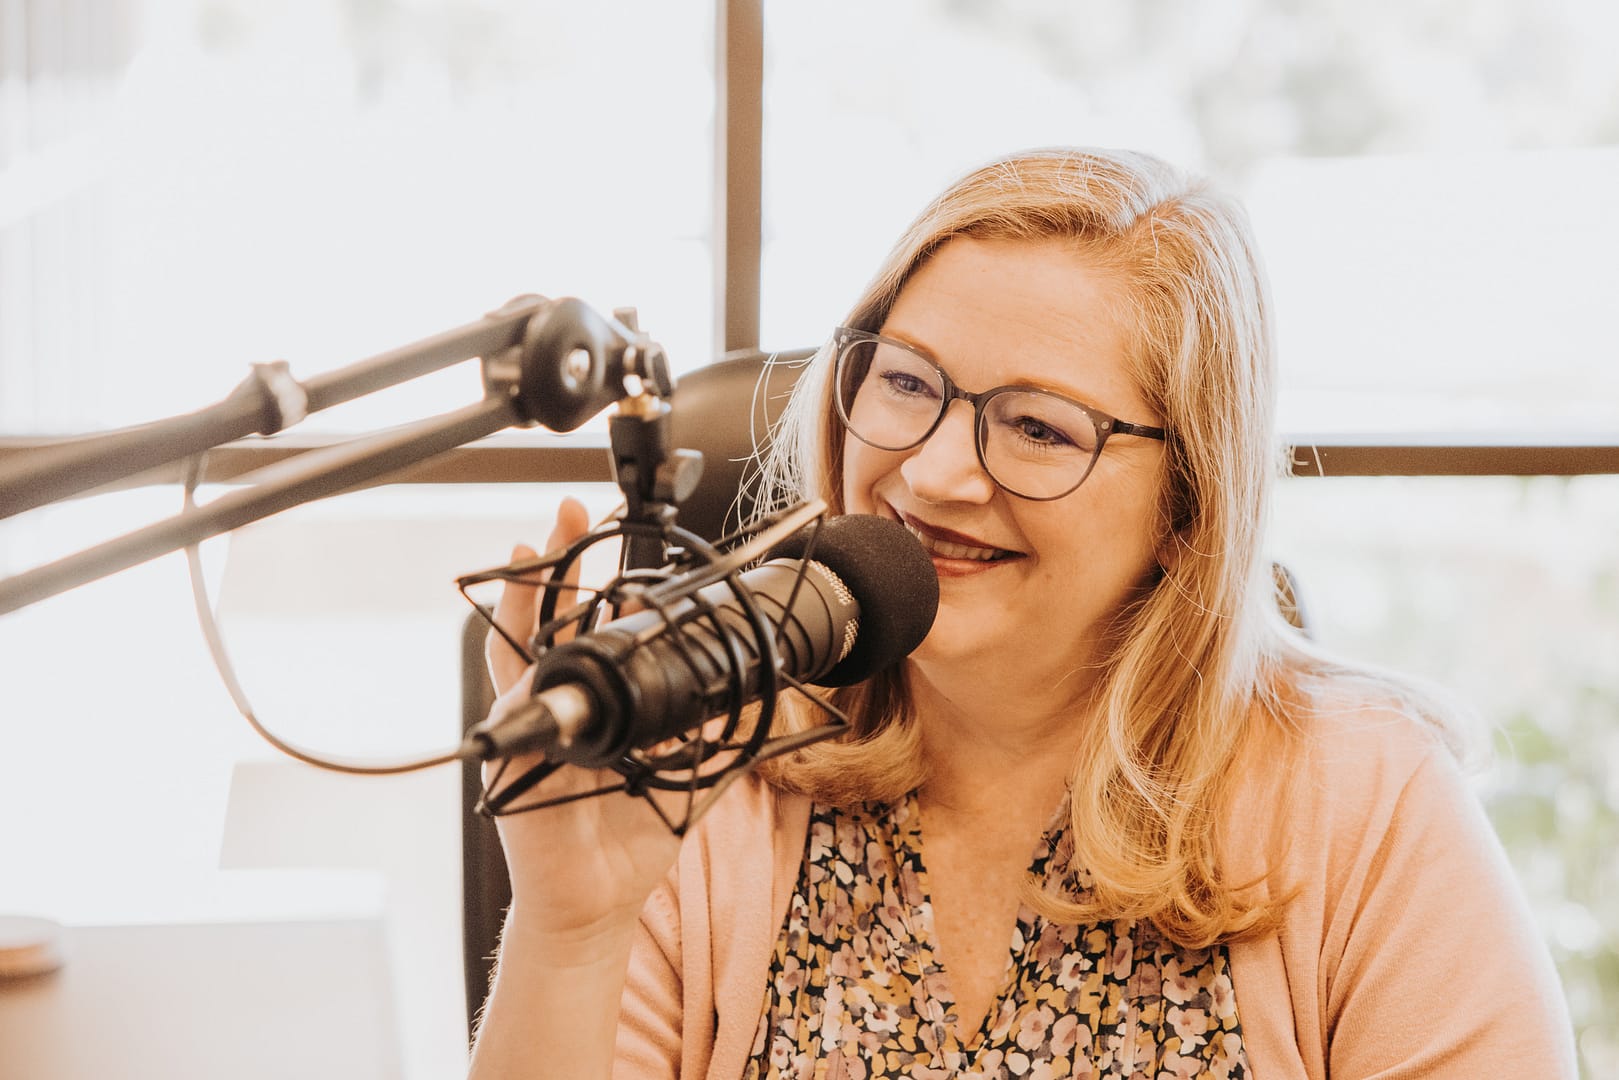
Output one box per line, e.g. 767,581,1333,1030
0,919,402,1080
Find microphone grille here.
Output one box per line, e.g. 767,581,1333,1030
810,559,854,608
808,558,858,665
841,620,859,664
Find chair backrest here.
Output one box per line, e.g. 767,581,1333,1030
458,349,807,1039
458,616,505,1038
661,347,813,543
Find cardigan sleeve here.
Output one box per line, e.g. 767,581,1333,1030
1235,708,1580,1080
612,776,809,1080
1317,736,1577,1078
613,873,686,1079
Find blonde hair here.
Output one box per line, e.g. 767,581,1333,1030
751,148,1441,946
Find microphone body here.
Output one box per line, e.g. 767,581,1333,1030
465,514,938,769
470,558,855,767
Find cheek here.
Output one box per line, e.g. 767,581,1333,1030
1030,477,1165,585
840,437,890,515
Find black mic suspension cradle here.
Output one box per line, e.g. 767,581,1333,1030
457,477,855,834
458,313,852,836
492,300,859,823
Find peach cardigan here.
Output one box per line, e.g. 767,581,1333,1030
610,710,1577,1078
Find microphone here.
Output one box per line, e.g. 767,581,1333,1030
462,514,939,769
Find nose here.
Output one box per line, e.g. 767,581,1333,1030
898,400,996,504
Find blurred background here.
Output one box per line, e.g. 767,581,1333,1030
1,1,1615,1076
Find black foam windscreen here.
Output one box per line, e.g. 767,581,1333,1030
767,514,940,686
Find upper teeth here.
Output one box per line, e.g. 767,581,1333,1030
905,522,1002,562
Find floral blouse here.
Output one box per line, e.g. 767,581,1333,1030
744,793,1249,1079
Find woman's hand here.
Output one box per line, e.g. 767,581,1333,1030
470,498,685,1076
484,495,592,699
479,496,682,936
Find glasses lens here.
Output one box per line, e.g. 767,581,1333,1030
836,337,944,451
979,390,1101,499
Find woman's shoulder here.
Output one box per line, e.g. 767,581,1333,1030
1293,688,1463,791
1289,672,1477,791
1231,673,1491,886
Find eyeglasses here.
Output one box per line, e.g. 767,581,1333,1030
831,327,1168,501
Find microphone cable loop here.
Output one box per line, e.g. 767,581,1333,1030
183,454,465,775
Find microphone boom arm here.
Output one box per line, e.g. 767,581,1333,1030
0,294,554,520
0,294,665,615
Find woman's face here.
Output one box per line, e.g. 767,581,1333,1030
842,236,1168,688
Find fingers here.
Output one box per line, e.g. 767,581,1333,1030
543,497,592,637
487,542,539,693
552,495,592,544
486,497,595,694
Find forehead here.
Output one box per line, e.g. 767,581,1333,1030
878,236,1145,412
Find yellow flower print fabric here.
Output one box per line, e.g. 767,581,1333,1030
744,794,1248,1079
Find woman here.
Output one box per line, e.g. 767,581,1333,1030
468,148,1575,1078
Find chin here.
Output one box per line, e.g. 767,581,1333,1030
910,609,995,668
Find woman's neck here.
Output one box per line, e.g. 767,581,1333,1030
906,660,1091,820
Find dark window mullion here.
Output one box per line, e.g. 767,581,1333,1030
713,0,763,356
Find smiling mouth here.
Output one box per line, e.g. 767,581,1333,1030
901,521,1018,563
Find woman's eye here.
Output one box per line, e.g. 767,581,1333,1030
1014,417,1072,446
881,371,933,397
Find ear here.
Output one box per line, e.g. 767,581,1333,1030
1155,528,1184,576
1155,484,1195,575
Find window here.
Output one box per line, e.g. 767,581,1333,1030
759,0,1619,435
0,0,716,439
